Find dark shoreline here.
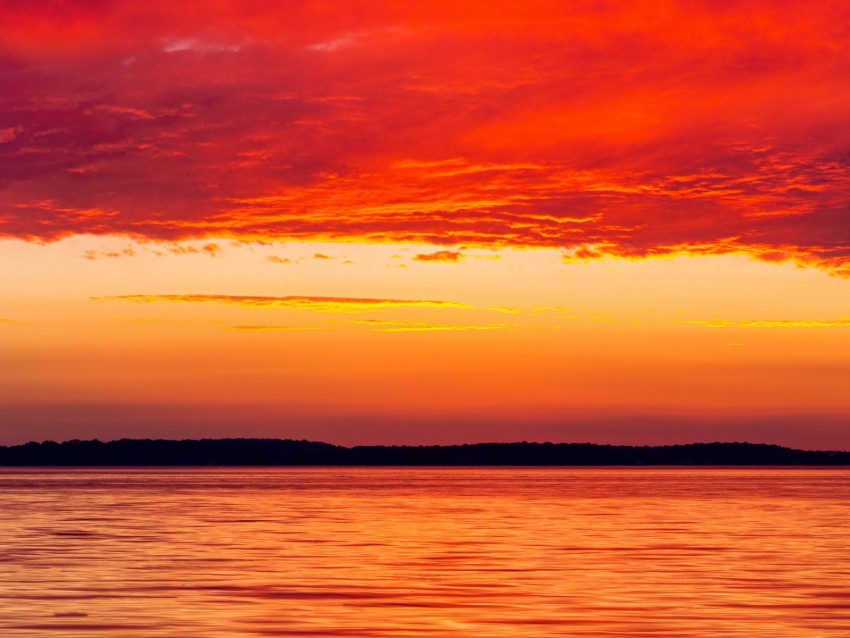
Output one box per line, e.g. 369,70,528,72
0,438,848,466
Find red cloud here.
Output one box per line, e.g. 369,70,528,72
414,250,463,263
1,1,849,273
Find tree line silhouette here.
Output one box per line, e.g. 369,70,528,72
0,438,847,466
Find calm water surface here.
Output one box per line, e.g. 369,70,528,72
0,468,848,637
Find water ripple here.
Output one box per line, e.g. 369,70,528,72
0,468,848,637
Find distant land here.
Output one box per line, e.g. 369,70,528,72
0,439,848,466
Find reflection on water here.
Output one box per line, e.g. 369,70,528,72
0,468,848,636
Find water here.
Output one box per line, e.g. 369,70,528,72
0,467,848,637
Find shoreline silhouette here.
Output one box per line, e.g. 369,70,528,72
0,438,848,466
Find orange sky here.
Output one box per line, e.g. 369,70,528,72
1,1,849,447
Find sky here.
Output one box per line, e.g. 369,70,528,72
2,0,849,448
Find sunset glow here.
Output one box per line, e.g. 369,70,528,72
2,1,849,447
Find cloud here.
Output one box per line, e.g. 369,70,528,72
266,255,291,264
377,325,507,333
353,319,508,332
228,325,322,332
81,247,136,260
687,318,850,329
741,319,850,328
145,243,223,257
413,250,463,263
94,294,472,313
1,2,849,273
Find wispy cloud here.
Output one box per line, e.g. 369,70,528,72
413,250,464,263
741,319,850,328
81,248,137,260
687,318,850,329
95,294,472,313
354,319,508,332
228,325,323,332
378,325,507,333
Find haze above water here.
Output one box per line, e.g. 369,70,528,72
1,468,848,637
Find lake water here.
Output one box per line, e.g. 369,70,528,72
0,467,848,637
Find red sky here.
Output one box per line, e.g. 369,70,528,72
2,1,849,447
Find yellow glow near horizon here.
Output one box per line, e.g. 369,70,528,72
2,236,850,447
